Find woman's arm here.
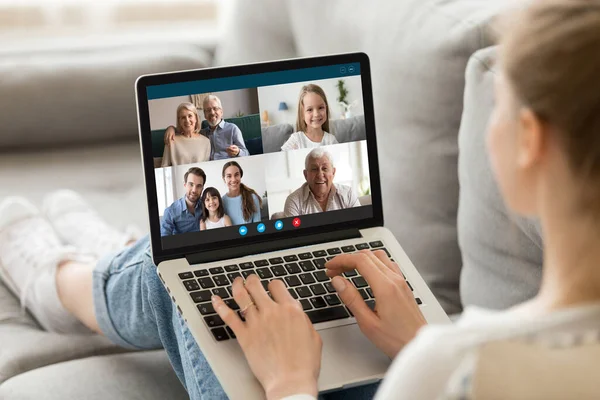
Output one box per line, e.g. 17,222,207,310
252,194,262,222
224,215,233,227
199,220,206,231
163,125,177,145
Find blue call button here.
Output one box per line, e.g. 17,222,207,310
257,223,266,233
239,226,248,236
274,220,284,230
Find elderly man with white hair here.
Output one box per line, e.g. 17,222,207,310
283,148,361,217
164,95,249,160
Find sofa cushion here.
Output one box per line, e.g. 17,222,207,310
261,123,294,153
458,46,543,309
330,115,366,144
216,0,514,313
0,43,210,150
0,351,188,400
0,280,127,384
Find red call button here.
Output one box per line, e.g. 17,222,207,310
292,217,301,228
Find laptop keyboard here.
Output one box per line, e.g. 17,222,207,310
177,240,422,342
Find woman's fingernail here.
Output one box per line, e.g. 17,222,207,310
332,276,346,293
211,295,220,305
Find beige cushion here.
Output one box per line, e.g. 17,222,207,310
216,0,514,313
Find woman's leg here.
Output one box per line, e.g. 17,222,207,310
56,260,101,333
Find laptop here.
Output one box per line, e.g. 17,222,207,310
135,52,450,399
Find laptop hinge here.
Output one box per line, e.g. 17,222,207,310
186,228,362,265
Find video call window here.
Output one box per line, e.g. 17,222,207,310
147,63,372,242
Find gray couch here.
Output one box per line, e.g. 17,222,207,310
261,115,366,153
0,0,542,398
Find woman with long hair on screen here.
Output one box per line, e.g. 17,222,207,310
221,161,262,225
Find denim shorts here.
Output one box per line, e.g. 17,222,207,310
92,235,378,400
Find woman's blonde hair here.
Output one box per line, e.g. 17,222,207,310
498,0,600,211
296,84,331,133
175,102,201,134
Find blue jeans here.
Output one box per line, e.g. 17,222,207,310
92,236,379,400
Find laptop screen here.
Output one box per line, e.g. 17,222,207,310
137,53,382,262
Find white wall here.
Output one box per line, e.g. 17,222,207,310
265,141,370,217
148,95,191,130
257,76,364,127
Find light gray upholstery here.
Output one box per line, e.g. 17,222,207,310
261,123,294,153
0,351,188,399
458,46,543,309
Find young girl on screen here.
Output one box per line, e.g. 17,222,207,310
199,187,233,230
280,84,339,151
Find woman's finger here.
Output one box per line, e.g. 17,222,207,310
331,276,378,327
243,274,272,309
325,253,387,285
212,295,245,335
232,277,258,319
269,279,298,306
371,249,404,277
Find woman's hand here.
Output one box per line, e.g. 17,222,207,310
326,250,427,359
213,275,322,399
163,126,176,145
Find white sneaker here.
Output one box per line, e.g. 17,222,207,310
42,190,138,259
0,197,94,334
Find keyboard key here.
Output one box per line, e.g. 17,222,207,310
351,276,368,288
190,290,212,303
213,275,229,287
285,263,301,274
327,248,342,255
299,299,312,311
183,279,201,291
224,298,239,310
313,258,326,269
296,287,312,298
358,289,369,300
261,280,270,291
256,268,273,279
194,269,209,277
299,261,315,272
306,306,349,324
309,283,326,296
369,241,384,248
355,243,369,250
407,281,414,291
341,245,355,253
416,298,422,305
227,272,242,283
178,271,193,279
324,294,342,306
240,262,254,270
204,315,225,327
254,259,269,267
312,250,327,257
310,296,327,309
365,300,376,311
324,282,336,293
313,271,329,282
371,248,392,258
285,275,302,287
343,270,358,277
226,286,233,296
198,302,216,315
326,256,335,261
271,265,287,277
224,264,239,272
212,287,229,299
283,255,299,262
211,327,229,341
209,267,224,274
242,270,256,279
299,273,316,285
288,288,298,299
298,252,313,260
226,326,236,339
269,257,284,265
366,287,374,298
